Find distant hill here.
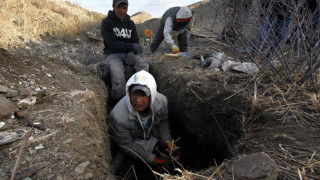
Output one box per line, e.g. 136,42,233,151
131,11,153,24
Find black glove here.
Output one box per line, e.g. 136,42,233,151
126,52,136,66
133,44,143,53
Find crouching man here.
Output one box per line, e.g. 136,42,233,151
109,70,180,179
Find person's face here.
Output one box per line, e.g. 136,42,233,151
113,3,128,20
129,90,150,112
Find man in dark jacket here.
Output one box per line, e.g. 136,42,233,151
149,6,192,54
101,0,149,101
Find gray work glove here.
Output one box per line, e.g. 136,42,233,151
133,44,143,53
126,51,136,66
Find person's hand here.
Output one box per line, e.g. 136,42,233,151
164,140,175,150
126,52,136,65
133,44,143,53
152,156,165,166
165,140,181,160
172,45,180,54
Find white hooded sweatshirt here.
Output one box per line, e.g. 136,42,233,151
109,70,172,163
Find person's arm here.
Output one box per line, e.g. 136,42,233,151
101,19,134,53
163,17,176,47
109,113,155,163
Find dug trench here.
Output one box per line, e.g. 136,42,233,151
106,56,252,176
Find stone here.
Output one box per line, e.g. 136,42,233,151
84,173,94,179
0,122,5,129
17,96,37,109
5,90,19,98
0,97,17,120
1,79,11,87
213,52,225,61
19,87,32,96
233,152,278,180
0,85,9,93
75,161,90,175
0,131,19,145
222,60,241,72
208,58,222,69
233,62,260,74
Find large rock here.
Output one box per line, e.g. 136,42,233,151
233,62,259,74
17,96,37,109
0,97,16,120
233,152,278,180
0,131,19,145
222,60,241,72
0,85,8,93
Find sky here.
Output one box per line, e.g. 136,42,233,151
63,0,201,18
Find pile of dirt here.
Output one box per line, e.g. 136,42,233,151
0,0,113,179
0,38,114,179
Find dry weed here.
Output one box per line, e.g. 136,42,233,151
31,0,44,9
50,3,69,17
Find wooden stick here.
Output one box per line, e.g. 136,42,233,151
10,129,32,180
205,38,230,47
165,54,180,58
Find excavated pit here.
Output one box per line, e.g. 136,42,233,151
107,58,252,178
149,58,252,171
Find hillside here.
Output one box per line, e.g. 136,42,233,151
1,0,320,179
131,11,153,24
0,0,104,48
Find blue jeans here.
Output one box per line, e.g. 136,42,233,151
255,16,291,51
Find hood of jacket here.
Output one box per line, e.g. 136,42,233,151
176,6,192,19
125,70,157,115
107,10,130,22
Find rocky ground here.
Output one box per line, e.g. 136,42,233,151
1,0,320,180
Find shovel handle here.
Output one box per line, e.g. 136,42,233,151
165,54,180,58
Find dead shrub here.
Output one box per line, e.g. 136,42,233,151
0,1,4,8
31,0,44,9
50,3,69,17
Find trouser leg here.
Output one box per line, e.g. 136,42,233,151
106,53,126,100
177,31,188,52
132,55,149,72
150,26,164,53
274,18,291,48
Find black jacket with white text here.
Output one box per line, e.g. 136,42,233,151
101,10,139,55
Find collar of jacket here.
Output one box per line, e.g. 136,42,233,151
107,10,130,22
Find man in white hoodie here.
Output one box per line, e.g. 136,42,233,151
149,6,192,54
109,70,180,178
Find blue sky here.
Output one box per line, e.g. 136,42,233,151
63,0,201,17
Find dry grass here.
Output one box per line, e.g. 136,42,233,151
50,2,69,17
0,0,104,48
